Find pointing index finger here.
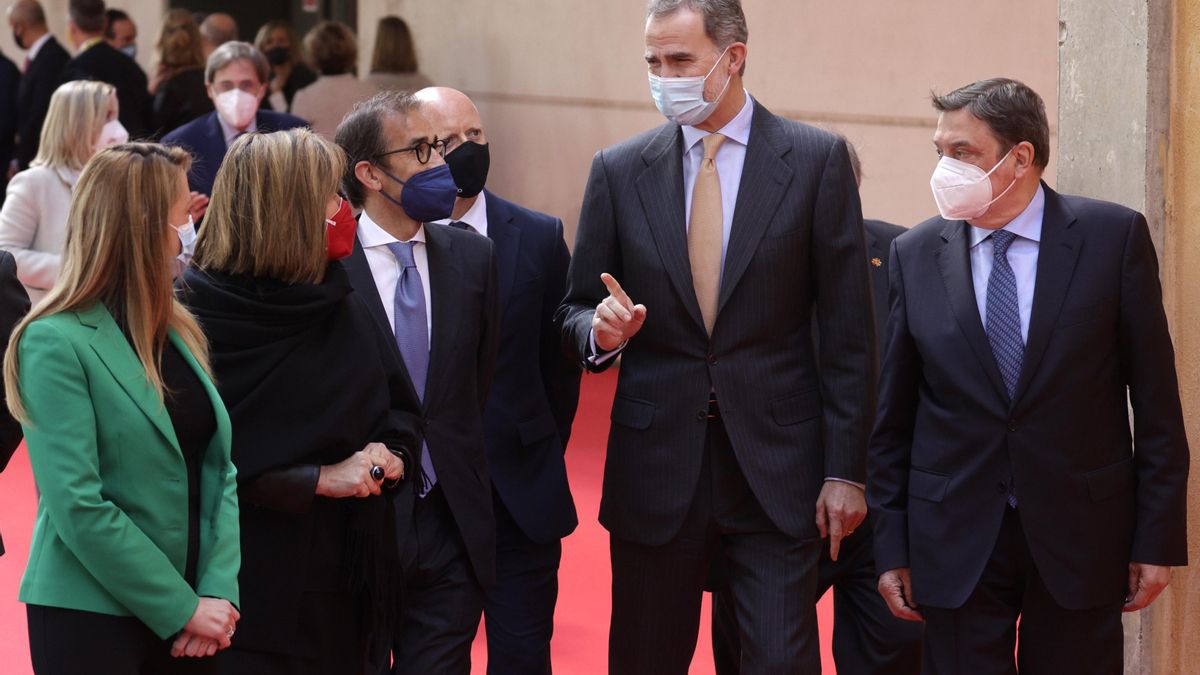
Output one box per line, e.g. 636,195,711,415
600,273,633,309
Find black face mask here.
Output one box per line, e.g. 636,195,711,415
12,30,24,51
265,47,290,66
444,141,490,199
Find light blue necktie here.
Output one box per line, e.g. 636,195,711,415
985,229,1023,508
386,241,436,497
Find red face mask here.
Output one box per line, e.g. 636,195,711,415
325,197,357,260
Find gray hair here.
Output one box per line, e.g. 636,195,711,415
204,41,270,85
646,0,748,49
932,78,1050,169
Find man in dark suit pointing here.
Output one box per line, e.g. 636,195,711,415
869,78,1189,674
556,1,877,671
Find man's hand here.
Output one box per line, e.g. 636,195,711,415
593,273,646,351
815,480,867,561
1123,562,1172,612
188,191,209,222
878,568,923,622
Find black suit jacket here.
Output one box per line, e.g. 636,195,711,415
15,36,70,169
869,184,1189,611
0,251,32,556
865,220,906,351
556,99,877,546
162,110,308,198
0,55,18,203
480,191,581,543
61,41,151,138
344,221,502,586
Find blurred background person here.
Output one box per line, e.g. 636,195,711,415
180,128,419,675
291,21,375,139
365,16,431,94
253,20,314,113
104,7,136,59
4,141,240,674
0,80,127,304
199,12,237,60
0,249,30,558
0,53,17,203
61,0,150,138
163,41,306,204
7,0,71,172
150,9,213,138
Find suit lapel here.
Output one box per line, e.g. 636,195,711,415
634,124,705,333
867,227,889,332
717,103,793,315
80,304,180,451
1011,186,1081,406
344,235,393,338
935,220,1009,402
484,192,520,304
424,224,461,406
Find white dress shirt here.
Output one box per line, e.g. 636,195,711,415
25,33,52,65
968,184,1045,342
357,209,433,342
217,114,257,148
589,92,756,365
433,191,489,237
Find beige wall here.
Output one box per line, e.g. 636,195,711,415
358,0,1059,241
1152,0,1200,670
1,0,164,73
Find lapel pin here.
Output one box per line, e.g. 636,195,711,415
871,257,883,267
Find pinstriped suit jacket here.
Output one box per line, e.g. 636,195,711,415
556,100,877,546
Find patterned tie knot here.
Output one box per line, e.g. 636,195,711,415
991,229,1018,257
702,133,727,162
386,241,417,269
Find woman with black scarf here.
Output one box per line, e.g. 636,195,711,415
179,128,422,675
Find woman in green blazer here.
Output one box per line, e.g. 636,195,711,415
3,143,241,674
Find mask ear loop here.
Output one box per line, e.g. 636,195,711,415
703,46,734,104
978,145,1020,212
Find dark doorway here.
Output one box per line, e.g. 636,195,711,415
170,0,358,45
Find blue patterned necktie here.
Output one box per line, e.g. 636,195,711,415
386,241,436,497
986,230,1022,508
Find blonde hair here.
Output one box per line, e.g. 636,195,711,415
371,16,419,75
5,143,211,423
32,80,115,171
194,128,344,285
157,8,205,71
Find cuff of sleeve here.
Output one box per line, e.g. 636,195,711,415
588,329,627,366
824,477,866,490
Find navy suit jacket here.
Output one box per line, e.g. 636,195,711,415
15,37,69,169
869,184,1189,611
479,191,580,543
162,110,307,197
61,41,151,139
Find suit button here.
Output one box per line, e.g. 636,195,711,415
697,410,707,421
1008,419,1017,432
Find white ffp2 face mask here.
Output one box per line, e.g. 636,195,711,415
93,119,129,154
171,214,196,279
929,146,1017,221
214,89,258,131
648,47,732,127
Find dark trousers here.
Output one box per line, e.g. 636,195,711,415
609,411,822,675
921,507,1123,675
217,590,364,675
711,515,923,675
27,604,218,675
388,485,486,675
483,493,562,675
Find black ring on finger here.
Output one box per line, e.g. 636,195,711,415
371,465,385,481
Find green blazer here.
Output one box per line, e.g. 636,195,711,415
17,303,239,639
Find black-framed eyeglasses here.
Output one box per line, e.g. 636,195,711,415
373,138,449,165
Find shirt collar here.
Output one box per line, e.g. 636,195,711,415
969,183,1045,249
27,33,52,62
217,113,257,147
433,191,488,237
358,208,427,248
78,37,104,54
681,90,754,155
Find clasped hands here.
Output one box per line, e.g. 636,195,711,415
171,597,239,658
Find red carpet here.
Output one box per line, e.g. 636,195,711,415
0,369,834,673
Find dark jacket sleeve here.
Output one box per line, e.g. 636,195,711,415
1118,213,1190,566
867,238,920,573
477,243,501,412
0,251,31,470
540,219,582,447
555,150,620,373
811,138,878,483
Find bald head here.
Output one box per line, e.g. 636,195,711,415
415,87,490,208
200,12,238,55
8,0,48,48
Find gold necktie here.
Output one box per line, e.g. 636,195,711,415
689,133,727,334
